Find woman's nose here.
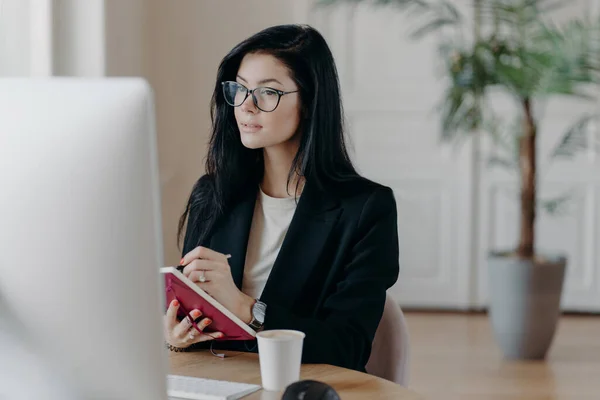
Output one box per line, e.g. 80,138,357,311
240,94,258,113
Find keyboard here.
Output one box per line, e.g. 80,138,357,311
167,374,261,400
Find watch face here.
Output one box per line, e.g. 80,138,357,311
253,301,266,324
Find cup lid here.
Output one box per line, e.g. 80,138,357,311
256,329,306,341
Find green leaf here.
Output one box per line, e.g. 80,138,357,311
537,0,573,13
484,112,521,152
494,61,529,96
539,193,572,216
551,113,600,159
488,155,518,171
437,85,480,140
440,0,460,20
410,17,459,38
530,19,600,97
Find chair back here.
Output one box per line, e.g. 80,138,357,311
365,293,410,386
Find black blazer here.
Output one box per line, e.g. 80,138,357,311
182,176,400,372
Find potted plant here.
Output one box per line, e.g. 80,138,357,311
317,0,600,359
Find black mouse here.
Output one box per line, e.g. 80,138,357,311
282,380,341,400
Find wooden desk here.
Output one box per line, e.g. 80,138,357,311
169,351,424,399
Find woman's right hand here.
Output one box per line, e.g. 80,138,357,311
163,300,224,349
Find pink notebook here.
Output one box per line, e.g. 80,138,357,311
160,267,256,341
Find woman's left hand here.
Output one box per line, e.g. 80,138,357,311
180,246,254,324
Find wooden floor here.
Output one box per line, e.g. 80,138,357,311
404,312,600,400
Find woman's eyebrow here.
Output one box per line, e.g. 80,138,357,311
236,75,283,86
257,78,283,86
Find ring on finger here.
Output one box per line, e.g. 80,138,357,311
199,270,206,283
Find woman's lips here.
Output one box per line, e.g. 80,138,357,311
240,122,263,133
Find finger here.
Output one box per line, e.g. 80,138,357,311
165,300,180,330
182,246,230,265
193,281,212,295
197,317,213,331
189,270,220,284
189,331,225,344
188,270,206,283
182,259,222,276
182,317,213,343
172,310,201,339
185,317,213,337
173,309,202,338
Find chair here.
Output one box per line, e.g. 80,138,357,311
365,293,410,387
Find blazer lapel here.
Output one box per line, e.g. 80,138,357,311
259,179,342,309
209,188,257,289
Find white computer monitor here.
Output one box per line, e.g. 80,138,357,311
0,78,168,399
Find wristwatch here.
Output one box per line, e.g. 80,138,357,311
248,299,266,331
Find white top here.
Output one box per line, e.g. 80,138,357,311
241,187,299,299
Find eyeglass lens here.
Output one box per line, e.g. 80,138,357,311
222,81,280,112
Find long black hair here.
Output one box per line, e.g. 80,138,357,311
178,24,359,250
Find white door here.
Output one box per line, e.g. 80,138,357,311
294,1,476,309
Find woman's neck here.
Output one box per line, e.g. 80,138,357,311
261,143,304,198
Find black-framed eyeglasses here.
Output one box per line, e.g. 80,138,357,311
221,81,298,112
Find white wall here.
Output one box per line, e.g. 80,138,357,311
0,0,32,75
0,0,103,77
104,0,145,77
53,0,104,76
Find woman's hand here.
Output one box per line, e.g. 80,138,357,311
181,246,255,324
163,299,224,349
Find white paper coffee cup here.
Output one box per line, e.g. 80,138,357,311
256,329,305,392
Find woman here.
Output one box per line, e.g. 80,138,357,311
163,24,400,373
